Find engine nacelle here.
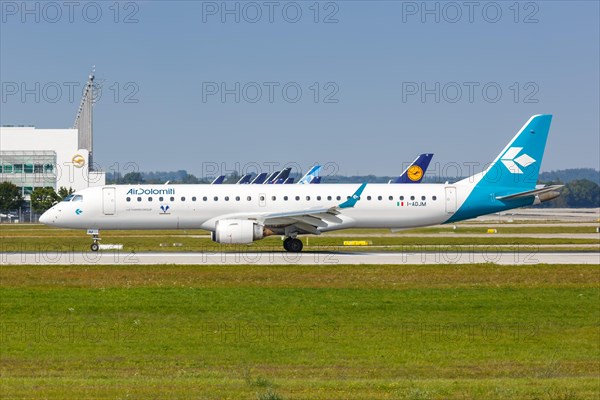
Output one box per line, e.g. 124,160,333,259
211,219,270,244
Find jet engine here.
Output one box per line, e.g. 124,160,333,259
211,219,272,244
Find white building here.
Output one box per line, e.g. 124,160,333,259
0,126,105,197
1,75,105,201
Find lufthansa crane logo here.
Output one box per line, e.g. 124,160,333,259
407,165,423,182
500,147,536,174
72,154,85,168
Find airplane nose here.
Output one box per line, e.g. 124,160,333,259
39,209,52,224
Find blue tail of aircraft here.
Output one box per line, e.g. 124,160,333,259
251,173,268,184
447,114,554,222
211,175,226,185
394,153,434,183
298,165,321,184
236,174,252,184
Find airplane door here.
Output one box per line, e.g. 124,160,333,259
103,187,116,215
259,193,266,208
445,187,457,214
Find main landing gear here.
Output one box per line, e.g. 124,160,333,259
283,237,303,253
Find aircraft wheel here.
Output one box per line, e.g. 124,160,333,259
283,237,292,252
286,238,303,253
90,243,99,252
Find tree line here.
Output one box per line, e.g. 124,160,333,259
1,170,598,216
0,182,73,215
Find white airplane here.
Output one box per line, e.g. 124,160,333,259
40,115,561,252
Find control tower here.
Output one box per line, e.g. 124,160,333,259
73,74,95,167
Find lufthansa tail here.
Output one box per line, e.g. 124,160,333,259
393,153,434,184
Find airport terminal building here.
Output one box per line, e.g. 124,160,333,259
0,75,105,199
0,126,104,196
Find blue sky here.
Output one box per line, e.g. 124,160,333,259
1,1,598,178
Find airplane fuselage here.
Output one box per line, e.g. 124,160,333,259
42,183,479,231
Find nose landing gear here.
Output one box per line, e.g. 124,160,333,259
87,229,101,252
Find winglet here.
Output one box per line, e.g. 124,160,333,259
338,183,367,209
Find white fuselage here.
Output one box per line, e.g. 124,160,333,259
41,183,468,232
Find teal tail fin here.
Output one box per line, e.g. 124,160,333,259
447,115,553,223
466,114,552,191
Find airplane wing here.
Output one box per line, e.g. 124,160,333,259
259,183,367,234
208,183,367,235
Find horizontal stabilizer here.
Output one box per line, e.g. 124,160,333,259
495,185,563,201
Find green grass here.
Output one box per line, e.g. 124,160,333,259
1,224,598,253
1,264,598,399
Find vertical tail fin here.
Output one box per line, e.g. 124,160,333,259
460,114,552,191
447,115,553,223
394,153,434,183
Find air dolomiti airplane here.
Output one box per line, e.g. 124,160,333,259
40,115,561,252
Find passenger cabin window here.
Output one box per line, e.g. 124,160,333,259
295,196,300,201
271,196,276,201
181,197,186,201
159,197,164,202
170,197,175,201
410,196,415,200
327,196,332,201
336,196,341,201
432,196,437,201
367,196,372,200
284,196,288,201
260,196,265,201
306,196,310,201
203,197,208,201
389,196,393,201
192,197,197,201
247,196,252,201
400,196,404,200
126,197,131,202
235,196,240,201
317,196,321,201
225,196,229,201
421,196,426,200
378,196,382,201
148,197,153,202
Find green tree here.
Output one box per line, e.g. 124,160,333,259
564,179,600,207
30,187,60,213
0,181,23,211
181,174,200,184
58,186,75,200
122,172,144,184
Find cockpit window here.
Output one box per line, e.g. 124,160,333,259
72,195,83,202
62,194,75,202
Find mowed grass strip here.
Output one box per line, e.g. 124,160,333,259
1,264,598,399
2,224,599,236
1,264,598,289
1,234,598,254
